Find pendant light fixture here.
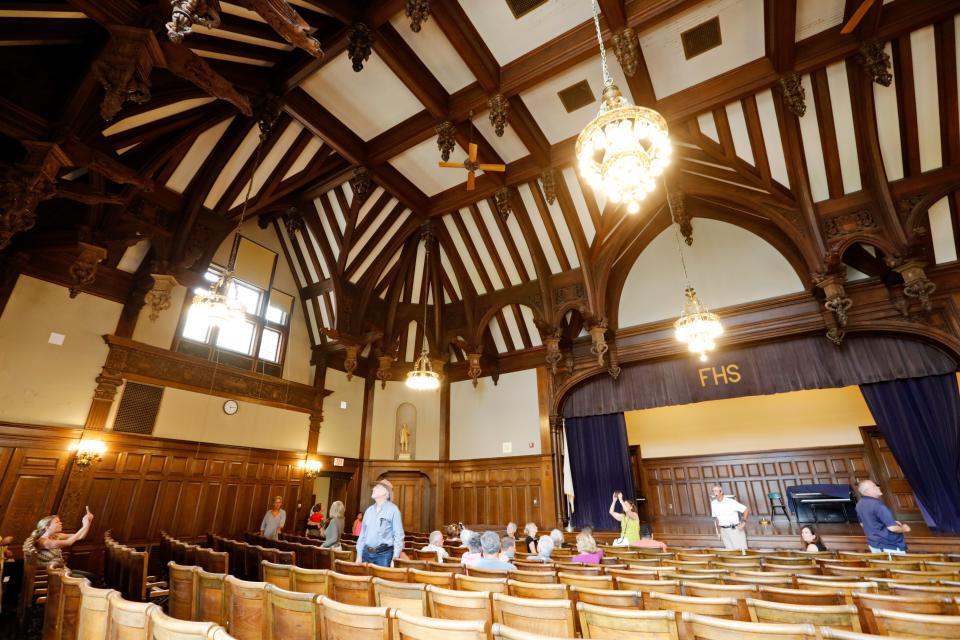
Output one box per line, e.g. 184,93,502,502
406,232,441,391
667,185,723,361
576,0,671,214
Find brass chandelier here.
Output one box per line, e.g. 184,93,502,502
406,233,441,391
576,0,671,214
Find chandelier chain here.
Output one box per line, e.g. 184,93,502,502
664,181,691,285
421,238,431,353
590,0,612,87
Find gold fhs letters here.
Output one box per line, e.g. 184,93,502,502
698,364,741,387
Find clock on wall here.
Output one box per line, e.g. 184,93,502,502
223,400,239,415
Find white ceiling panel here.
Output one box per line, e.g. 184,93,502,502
724,101,755,165
283,137,324,180
439,245,463,300
410,240,426,304
825,63,861,194
472,110,530,163
795,0,844,41
458,0,594,65
504,210,537,279
301,50,425,141
797,74,830,202
443,214,487,294
519,55,632,144
487,315,508,353
103,98,215,136
697,112,719,143
520,305,543,347
755,89,790,187
561,167,596,246
116,239,151,274
518,183,562,273
640,0,765,99
458,207,504,290
477,200,522,286
388,137,468,196
230,121,304,209
929,196,958,264
912,26,943,172
390,12,476,93
203,124,259,209
166,117,233,193
350,209,411,283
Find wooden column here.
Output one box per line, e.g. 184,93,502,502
537,366,564,528
83,367,123,430
439,380,450,460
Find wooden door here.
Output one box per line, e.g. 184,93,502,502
861,427,921,521
329,475,349,506
380,472,431,533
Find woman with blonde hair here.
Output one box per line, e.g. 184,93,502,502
522,522,538,554
259,495,286,540
322,501,345,548
571,531,604,564
23,507,96,581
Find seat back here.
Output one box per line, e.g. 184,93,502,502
371,577,427,616
795,579,877,603
264,584,318,640
647,592,743,620
60,572,89,640
369,565,410,582
872,608,960,638
149,608,220,640
745,599,860,631
724,574,794,587
330,572,373,606
491,593,576,638
890,583,960,597
507,580,568,600
77,584,118,640
289,567,329,596
223,576,267,640
756,586,843,606
107,593,158,640
167,563,197,621
465,567,509,579
570,586,642,609
681,611,817,640
203,551,229,575
42,567,66,640
260,562,292,591
490,624,576,640
195,570,226,626
426,585,493,622
316,595,390,640
392,609,487,640
333,560,369,576
683,582,757,600
454,574,508,594
557,573,613,590
576,603,679,639
510,570,557,584
409,569,456,589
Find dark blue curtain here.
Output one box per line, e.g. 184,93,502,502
565,413,635,530
860,374,960,532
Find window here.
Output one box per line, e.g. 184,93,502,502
177,236,294,375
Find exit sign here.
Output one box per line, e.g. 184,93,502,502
333,457,344,467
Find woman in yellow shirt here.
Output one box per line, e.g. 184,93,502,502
608,491,641,545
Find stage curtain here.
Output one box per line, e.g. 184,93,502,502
860,374,960,533
565,413,635,531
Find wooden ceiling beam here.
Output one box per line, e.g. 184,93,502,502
0,17,96,45
765,0,797,72
366,110,437,164
64,0,138,26
429,0,499,93
373,22,448,117
810,68,845,200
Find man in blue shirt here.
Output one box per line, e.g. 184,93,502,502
855,479,911,553
355,479,405,566
471,531,517,571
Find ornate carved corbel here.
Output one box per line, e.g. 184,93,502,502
587,320,609,367
540,168,557,205
405,0,430,32
466,351,482,388
93,26,163,121
488,93,509,137
166,0,222,43
0,142,67,250
376,354,394,389
493,187,512,221
895,261,936,313
544,333,562,376
856,40,893,87
436,120,456,162
612,27,640,77
669,189,692,245
284,207,305,236
244,0,323,58
607,344,622,380
778,73,806,117
158,41,252,115
350,167,372,202
343,345,360,380
815,273,852,345
68,243,108,298
84,367,124,430
347,23,373,72
144,273,179,321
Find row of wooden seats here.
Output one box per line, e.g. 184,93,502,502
234,533,353,569
207,537,296,581
158,532,229,575
277,531,474,561
103,533,168,603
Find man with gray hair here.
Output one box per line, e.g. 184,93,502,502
710,484,748,550
530,534,554,562
355,479,405,567
420,530,450,562
472,531,516,571
855,479,910,553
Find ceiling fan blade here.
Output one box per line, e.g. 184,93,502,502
840,0,876,34
438,162,465,168
478,164,506,172
469,143,478,162
467,171,476,190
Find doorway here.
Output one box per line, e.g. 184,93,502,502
860,426,922,521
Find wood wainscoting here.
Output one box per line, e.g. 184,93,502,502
641,445,873,520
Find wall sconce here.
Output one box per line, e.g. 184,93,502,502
73,440,106,469
299,458,322,479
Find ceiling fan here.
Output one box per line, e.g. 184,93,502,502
438,142,505,191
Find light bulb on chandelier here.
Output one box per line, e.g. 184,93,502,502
576,0,671,215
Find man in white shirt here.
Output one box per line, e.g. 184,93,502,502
420,530,450,562
710,484,749,550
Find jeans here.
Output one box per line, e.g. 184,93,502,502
362,546,394,567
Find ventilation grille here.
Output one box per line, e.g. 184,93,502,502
113,382,164,434
557,80,595,113
681,16,722,59
505,0,549,19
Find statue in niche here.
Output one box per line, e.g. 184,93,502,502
399,424,411,454
395,403,416,460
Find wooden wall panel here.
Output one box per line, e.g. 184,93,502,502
643,445,873,519
444,455,553,529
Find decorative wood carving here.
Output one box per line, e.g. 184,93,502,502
283,207,305,236
92,26,163,121
540,168,557,206
466,351,481,387
823,209,878,240
144,274,178,321
102,335,329,413
895,261,936,313
347,23,373,72
587,319,609,367
349,167,372,202
243,0,323,58
376,354,394,389
166,0,222,43
343,345,360,380
487,93,509,137
435,120,456,162
404,0,431,33
778,72,806,117
669,189,692,245
159,41,253,116
814,273,852,345
612,27,640,77
59,140,153,192
84,367,124,430
68,243,108,298
856,40,893,87
493,187,511,221
0,142,66,250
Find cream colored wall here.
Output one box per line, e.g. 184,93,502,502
370,381,440,460
318,368,364,458
619,219,804,328
131,283,187,350
152,386,309,451
0,276,122,427
311,476,331,512
625,385,875,459
450,370,541,460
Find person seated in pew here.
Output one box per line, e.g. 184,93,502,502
460,531,483,567
499,536,516,562
632,525,668,551
420,530,450,562
550,529,567,550
800,525,827,552
23,507,97,583
472,531,517,571
505,522,518,540
529,535,554,562
322,500,345,549
522,522,538,554
571,532,604,564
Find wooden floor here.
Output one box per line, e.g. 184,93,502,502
588,518,960,553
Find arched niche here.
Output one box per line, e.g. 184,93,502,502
617,219,804,329
395,402,416,459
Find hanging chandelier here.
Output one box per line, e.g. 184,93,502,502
576,0,671,214
406,233,441,391
666,184,722,361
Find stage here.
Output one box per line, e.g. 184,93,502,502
584,518,960,554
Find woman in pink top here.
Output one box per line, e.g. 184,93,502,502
460,531,483,567
570,531,604,564
352,513,363,536
631,524,668,551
